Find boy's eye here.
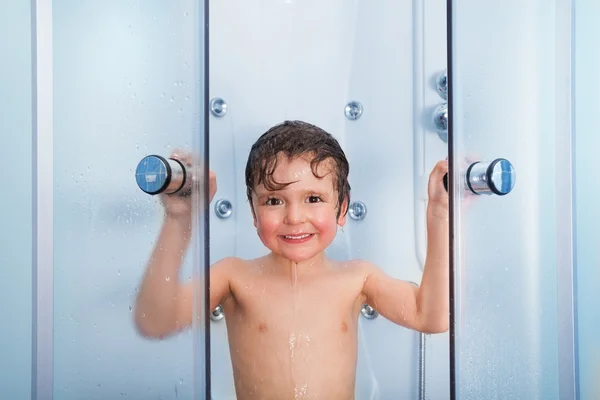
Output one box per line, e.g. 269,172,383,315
265,197,282,206
307,196,322,203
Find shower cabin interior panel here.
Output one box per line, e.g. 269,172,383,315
450,1,570,399
49,1,207,398
209,0,449,398
0,2,33,399
574,1,600,398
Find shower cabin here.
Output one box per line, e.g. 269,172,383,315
1,0,597,399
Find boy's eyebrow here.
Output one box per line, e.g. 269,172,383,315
254,187,332,197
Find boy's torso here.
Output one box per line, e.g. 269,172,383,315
221,256,369,400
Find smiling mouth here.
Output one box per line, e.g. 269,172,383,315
280,233,314,243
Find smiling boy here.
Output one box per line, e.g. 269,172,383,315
134,120,449,399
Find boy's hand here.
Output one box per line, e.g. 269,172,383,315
160,150,217,220
427,160,449,218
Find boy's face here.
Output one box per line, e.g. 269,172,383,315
250,154,347,263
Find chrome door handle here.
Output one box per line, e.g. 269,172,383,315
466,158,515,195
135,155,191,195
443,158,516,195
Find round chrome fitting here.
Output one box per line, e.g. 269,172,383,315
466,159,516,196
210,97,228,117
214,199,233,219
348,201,367,221
210,304,224,321
432,102,448,142
361,304,379,320
436,69,448,100
344,101,363,120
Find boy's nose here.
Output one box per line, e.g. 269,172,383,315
284,203,306,225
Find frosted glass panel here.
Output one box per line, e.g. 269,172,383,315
0,2,33,399
450,1,561,398
52,1,206,398
574,2,600,399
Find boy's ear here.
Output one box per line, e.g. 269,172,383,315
337,196,349,226
249,200,258,227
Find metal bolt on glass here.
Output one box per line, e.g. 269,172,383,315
344,101,363,120
348,201,367,221
361,304,379,320
210,304,224,321
215,199,233,218
432,102,448,142
210,97,228,117
436,69,448,100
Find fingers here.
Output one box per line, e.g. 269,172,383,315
209,171,218,202
431,160,449,179
170,148,193,167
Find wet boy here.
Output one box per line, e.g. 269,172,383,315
135,120,449,399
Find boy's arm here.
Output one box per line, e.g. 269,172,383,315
134,217,235,338
362,160,449,334
134,163,225,338
134,216,193,338
157,257,234,338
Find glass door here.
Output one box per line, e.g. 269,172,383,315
448,0,574,399
574,1,600,399
30,1,209,398
0,2,34,399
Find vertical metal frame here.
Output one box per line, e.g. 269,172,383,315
556,0,578,398
446,1,456,399
31,0,53,399
192,0,211,398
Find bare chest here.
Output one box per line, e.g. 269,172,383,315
223,270,365,343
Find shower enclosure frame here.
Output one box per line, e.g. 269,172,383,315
28,0,579,398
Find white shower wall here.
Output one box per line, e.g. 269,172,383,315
208,1,449,398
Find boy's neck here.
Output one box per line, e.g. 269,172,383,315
268,251,327,279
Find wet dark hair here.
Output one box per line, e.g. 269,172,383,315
245,120,351,218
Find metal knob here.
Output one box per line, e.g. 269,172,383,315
361,304,379,320
466,158,516,195
135,155,191,195
210,305,224,321
348,201,367,221
214,199,233,219
432,103,448,142
210,97,228,117
436,69,448,100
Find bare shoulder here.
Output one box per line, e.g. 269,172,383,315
329,259,377,282
335,259,378,274
212,256,245,269
215,255,273,278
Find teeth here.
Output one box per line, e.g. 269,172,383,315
284,234,311,240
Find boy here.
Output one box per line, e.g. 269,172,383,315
135,120,449,399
